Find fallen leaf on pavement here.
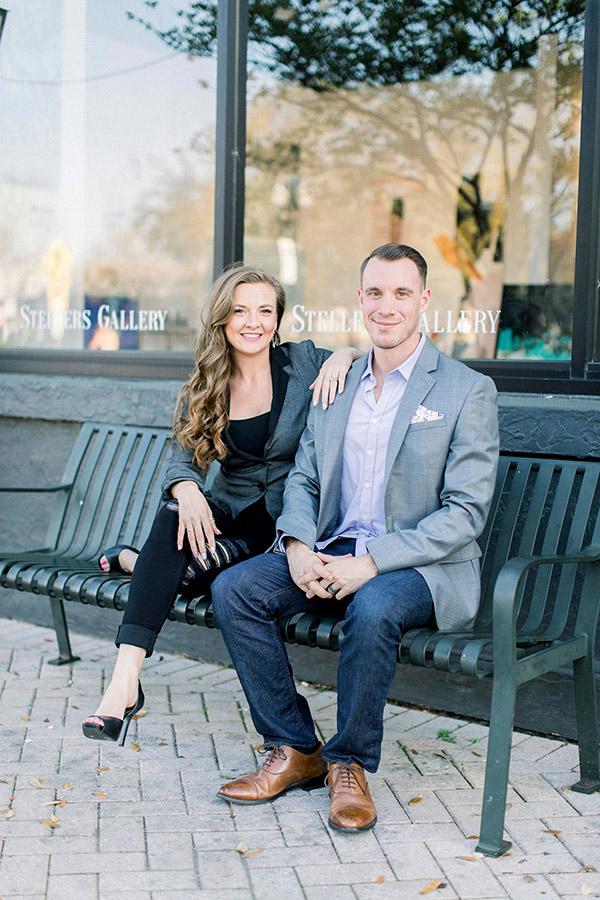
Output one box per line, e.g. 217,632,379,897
155,739,168,746
40,819,59,829
40,800,66,807
543,829,561,835
96,767,110,773
580,866,598,873
419,879,444,894
409,796,423,806
21,716,29,722
92,792,108,799
0,779,11,785
472,750,482,757
456,856,478,862
466,835,479,840
50,813,59,823
28,779,43,789
582,885,592,895
376,876,385,884
523,876,536,883
133,711,147,719
64,783,72,791
5,811,14,819
242,849,264,858
236,840,248,854
130,743,141,752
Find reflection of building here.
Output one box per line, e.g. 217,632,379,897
243,54,580,360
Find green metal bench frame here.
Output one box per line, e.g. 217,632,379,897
2,421,600,858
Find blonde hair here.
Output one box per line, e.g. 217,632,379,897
174,264,286,470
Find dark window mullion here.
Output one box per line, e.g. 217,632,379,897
213,0,249,279
571,0,600,377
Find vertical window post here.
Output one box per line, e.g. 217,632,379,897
213,0,249,280
572,0,600,378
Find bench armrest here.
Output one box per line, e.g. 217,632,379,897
0,483,73,493
491,543,600,672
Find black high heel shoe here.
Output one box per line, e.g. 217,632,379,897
98,545,138,574
81,681,145,747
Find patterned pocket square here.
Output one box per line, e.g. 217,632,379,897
410,404,445,425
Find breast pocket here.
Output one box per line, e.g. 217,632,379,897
407,418,447,432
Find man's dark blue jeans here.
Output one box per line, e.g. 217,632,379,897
210,539,434,772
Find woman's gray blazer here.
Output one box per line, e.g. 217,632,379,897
161,340,331,521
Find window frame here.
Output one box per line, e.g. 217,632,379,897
1,0,599,394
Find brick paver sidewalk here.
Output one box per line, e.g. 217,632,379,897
1,616,599,900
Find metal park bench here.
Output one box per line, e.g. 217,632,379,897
1,421,600,858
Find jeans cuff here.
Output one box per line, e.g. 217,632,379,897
115,623,157,657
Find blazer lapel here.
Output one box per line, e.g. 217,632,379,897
383,339,439,483
266,345,290,441
319,355,369,502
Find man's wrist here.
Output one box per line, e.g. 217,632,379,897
283,536,305,555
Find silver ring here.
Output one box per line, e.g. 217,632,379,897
329,377,338,382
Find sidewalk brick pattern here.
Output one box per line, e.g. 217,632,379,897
0,618,599,899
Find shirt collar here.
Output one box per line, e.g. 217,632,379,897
361,332,427,385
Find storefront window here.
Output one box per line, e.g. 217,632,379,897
240,1,584,360
0,0,216,353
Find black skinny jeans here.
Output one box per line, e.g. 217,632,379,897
116,497,274,656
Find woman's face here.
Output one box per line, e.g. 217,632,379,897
224,282,278,358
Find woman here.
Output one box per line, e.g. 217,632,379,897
82,264,358,744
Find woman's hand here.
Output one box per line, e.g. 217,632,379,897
310,346,360,409
170,481,221,568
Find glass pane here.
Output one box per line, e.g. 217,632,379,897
243,1,584,361
0,0,216,353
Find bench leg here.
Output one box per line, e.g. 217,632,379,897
571,653,600,794
475,675,514,857
48,597,80,666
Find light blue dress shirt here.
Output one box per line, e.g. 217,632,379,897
317,334,426,557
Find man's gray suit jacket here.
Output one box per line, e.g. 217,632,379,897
276,337,499,631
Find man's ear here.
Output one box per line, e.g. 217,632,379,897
420,289,431,313
358,288,364,309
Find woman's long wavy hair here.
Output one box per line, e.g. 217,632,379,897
173,264,286,470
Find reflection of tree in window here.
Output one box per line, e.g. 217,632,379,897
132,1,584,359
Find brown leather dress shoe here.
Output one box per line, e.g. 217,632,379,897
217,743,327,805
326,762,377,831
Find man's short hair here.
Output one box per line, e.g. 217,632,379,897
360,244,428,289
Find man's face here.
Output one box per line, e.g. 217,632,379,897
358,257,430,353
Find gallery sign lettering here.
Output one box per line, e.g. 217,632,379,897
290,304,501,335
19,304,169,332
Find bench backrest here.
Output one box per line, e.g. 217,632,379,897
47,425,600,640
475,456,600,637
48,423,171,561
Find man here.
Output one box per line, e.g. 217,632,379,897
211,243,499,832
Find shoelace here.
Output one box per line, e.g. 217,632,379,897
326,763,367,794
257,742,288,770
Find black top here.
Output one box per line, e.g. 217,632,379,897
227,410,270,459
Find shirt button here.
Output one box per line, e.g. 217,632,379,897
367,450,373,456
364,482,370,488
372,418,377,424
